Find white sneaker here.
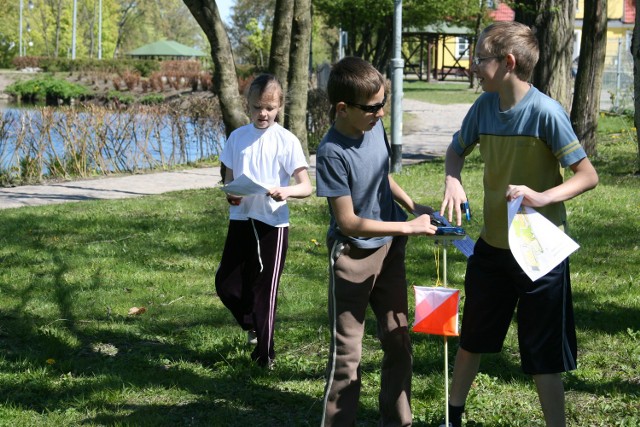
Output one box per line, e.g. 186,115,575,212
247,330,257,345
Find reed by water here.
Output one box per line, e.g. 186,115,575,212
0,98,224,186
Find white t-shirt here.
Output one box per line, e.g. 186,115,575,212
220,122,308,227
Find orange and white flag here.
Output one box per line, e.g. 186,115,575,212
412,286,460,336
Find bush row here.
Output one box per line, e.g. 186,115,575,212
12,56,161,77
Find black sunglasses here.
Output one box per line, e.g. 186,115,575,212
346,95,387,113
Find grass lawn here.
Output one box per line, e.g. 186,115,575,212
403,80,481,105
0,84,638,426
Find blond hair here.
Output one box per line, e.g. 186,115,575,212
479,21,539,82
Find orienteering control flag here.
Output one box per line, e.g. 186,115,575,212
413,286,460,336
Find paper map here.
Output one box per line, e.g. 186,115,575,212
507,196,579,281
221,174,270,196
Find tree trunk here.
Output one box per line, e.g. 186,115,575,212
285,0,312,159
570,0,607,157
633,0,640,174
269,0,294,114
183,0,249,138
515,0,575,110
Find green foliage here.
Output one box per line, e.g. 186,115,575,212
312,0,487,68
4,75,91,104
106,90,135,105
0,0,207,61
227,0,275,67
0,33,17,68
139,94,165,105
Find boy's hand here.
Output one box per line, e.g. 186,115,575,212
505,184,550,207
440,177,467,226
407,214,438,236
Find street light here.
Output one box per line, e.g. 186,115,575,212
98,0,102,59
18,0,34,57
71,0,77,59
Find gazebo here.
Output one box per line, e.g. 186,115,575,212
127,40,206,61
402,24,475,84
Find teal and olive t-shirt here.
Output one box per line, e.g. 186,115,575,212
452,86,587,249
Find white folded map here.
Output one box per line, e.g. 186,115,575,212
221,174,271,196
507,196,580,282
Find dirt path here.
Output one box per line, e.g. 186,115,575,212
402,98,471,161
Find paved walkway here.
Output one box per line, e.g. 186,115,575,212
0,98,471,210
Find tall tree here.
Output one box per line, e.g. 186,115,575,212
514,0,576,110
183,0,248,137
570,0,607,157
268,0,294,110
285,0,312,158
633,0,640,174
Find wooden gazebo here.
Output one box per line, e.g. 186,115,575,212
402,24,476,86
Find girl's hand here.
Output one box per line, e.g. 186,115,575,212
268,187,290,202
226,194,242,206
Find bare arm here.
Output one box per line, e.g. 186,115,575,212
268,167,313,201
440,145,468,225
505,157,599,206
330,194,436,238
388,174,435,216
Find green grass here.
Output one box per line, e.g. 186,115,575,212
403,80,481,105
0,88,638,426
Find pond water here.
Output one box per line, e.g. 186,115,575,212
0,101,226,177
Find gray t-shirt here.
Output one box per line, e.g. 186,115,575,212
316,121,407,249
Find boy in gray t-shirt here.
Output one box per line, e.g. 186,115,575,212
316,56,437,426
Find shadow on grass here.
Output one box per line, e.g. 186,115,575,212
0,191,340,425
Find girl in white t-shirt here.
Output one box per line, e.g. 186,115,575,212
216,74,312,369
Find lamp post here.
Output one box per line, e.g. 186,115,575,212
19,0,22,57
98,0,102,59
71,0,77,59
18,0,34,57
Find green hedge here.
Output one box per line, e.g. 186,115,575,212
5,75,91,104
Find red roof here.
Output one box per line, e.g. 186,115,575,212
489,2,515,22
624,0,635,24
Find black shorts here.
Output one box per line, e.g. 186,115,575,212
459,238,577,375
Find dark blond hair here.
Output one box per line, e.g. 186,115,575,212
327,57,385,121
478,21,539,82
247,74,284,122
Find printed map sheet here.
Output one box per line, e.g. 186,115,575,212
507,196,579,281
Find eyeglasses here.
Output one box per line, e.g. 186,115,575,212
472,56,503,66
345,95,387,113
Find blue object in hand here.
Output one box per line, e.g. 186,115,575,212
461,201,471,222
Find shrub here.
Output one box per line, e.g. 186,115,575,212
12,55,41,70
140,94,165,105
106,90,135,105
306,88,331,153
5,75,91,104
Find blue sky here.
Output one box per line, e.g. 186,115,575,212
216,0,234,24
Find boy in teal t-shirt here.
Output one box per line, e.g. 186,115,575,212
440,22,599,427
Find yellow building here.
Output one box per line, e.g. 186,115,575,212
404,0,636,82
574,0,635,65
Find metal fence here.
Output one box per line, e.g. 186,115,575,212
601,36,634,113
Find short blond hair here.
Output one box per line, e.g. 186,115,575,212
478,21,539,82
